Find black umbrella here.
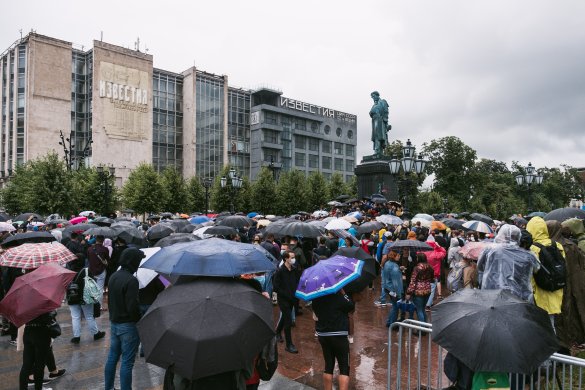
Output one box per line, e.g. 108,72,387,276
336,194,350,201
155,233,200,248
544,207,585,222
179,224,197,233
431,289,558,374
146,223,176,241
92,217,115,226
0,232,57,248
333,246,372,261
372,198,387,204
160,212,174,219
332,247,376,293
137,278,274,380
14,213,42,222
0,212,10,222
62,223,99,240
469,213,494,226
84,227,117,238
345,198,360,204
441,218,466,230
110,224,146,247
265,221,322,238
386,240,433,252
357,221,384,234
217,215,253,228
205,226,238,236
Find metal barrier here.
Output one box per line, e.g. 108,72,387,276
387,320,585,390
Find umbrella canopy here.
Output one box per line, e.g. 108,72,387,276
0,263,76,327
325,218,352,231
155,233,200,248
376,215,403,225
79,211,96,217
247,212,259,218
327,200,343,207
14,213,42,222
0,242,77,269
413,213,434,221
110,224,146,247
165,219,192,233
205,225,238,236
526,211,546,218
431,221,447,231
0,231,57,248
137,278,274,380
357,221,384,234
69,216,88,225
217,215,253,228
411,217,432,228
312,210,329,218
0,222,16,233
386,239,433,252
462,220,493,234
341,215,359,224
256,219,272,228
441,218,466,230
146,223,176,241
544,207,585,222
140,238,276,277
458,241,495,261
295,255,364,301
92,216,115,226
0,212,10,222
431,289,558,374
264,221,322,238
469,213,494,225
62,223,98,239
336,194,350,201
84,226,117,238
371,197,387,204
135,247,162,289
190,215,211,224
332,247,376,294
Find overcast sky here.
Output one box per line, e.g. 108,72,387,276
2,0,584,171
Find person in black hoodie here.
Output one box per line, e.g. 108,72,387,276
312,289,354,390
104,247,144,390
19,311,54,390
272,250,299,354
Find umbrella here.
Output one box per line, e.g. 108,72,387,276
264,221,322,238
0,222,16,233
431,221,447,231
371,198,387,204
14,213,42,222
346,211,363,220
160,212,174,219
140,238,276,277
0,242,77,269
137,278,274,380
256,219,272,228
327,201,343,207
431,289,558,374
205,225,238,236
110,224,146,247
247,212,259,218
0,231,57,248
179,224,198,233
544,207,585,222
217,215,253,228
0,263,76,327
336,194,350,201
92,217,115,226
69,216,88,225
332,247,376,293
84,226,117,238
330,229,360,246
386,239,433,252
79,211,96,217
165,219,192,233
469,213,494,226
136,247,161,288
346,198,360,204
357,221,384,234
411,217,432,228
462,220,493,234
441,218,466,230
0,212,10,222
295,255,364,301
413,213,434,221
190,215,210,224
376,215,403,225
526,211,546,218
155,233,200,248
458,242,495,261
192,226,212,239
325,218,352,231
341,215,359,224
312,210,329,218
146,223,176,241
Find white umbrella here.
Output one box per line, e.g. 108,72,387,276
79,211,96,217
411,217,432,228
342,215,358,224
136,247,161,289
307,220,327,228
413,213,434,221
325,218,352,230
322,216,337,223
327,201,343,207
462,220,493,234
376,215,403,225
257,219,272,228
312,210,329,218
0,222,16,233
193,226,212,239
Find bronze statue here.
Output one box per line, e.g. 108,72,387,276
369,91,391,157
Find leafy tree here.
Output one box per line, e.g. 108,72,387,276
383,140,404,158
71,167,118,216
306,172,328,211
210,165,238,213
186,176,206,214
276,170,308,215
236,176,253,213
122,163,165,216
250,167,278,215
346,176,358,199
328,173,347,200
160,167,189,213
1,163,35,214
416,191,444,214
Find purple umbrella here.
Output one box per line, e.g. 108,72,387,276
295,255,364,301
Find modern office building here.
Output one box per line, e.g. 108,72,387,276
0,32,356,185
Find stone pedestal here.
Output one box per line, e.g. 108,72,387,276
354,156,399,200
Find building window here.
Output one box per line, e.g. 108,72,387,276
295,135,306,149
347,130,354,139
281,115,291,127
346,159,354,171
324,172,331,180
264,149,278,162
336,127,342,137
335,158,343,171
346,175,353,183
322,141,332,154
294,118,306,131
309,154,319,168
311,122,319,133
265,111,278,125
324,125,331,134
295,152,306,167
322,156,331,169
308,138,319,152
263,129,278,144
346,144,355,157
334,142,343,155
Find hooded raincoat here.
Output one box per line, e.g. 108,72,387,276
425,241,446,279
562,218,585,253
527,217,564,315
477,224,539,303
447,238,462,268
547,221,585,344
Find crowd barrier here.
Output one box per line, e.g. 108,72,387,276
387,320,585,389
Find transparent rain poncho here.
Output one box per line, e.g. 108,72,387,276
477,224,540,302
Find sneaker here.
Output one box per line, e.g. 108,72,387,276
70,337,80,344
27,378,52,386
348,336,354,344
48,369,66,379
285,344,298,354
93,331,106,341
276,334,284,343
9,340,17,346
374,301,387,307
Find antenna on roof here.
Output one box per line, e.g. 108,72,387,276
19,29,22,39
100,31,103,41
134,37,140,52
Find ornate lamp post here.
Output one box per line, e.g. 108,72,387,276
203,178,212,216
388,139,427,212
515,162,543,212
96,165,115,215
220,168,243,214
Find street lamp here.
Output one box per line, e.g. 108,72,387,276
203,178,212,216
388,139,427,212
220,168,243,214
96,165,115,215
267,155,280,182
515,162,544,212
59,130,92,171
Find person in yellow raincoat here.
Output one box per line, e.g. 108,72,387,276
526,217,564,332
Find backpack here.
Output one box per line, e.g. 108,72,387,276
66,271,83,305
256,336,278,381
447,262,469,293
83,269,102,305
533,241,567,291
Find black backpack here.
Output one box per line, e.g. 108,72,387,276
256,336,278,381
66,270,83,305
533,241,567,291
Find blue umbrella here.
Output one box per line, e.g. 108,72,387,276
295,255,364,301
140,238,276,277
247,212,259,218
189,216,210,224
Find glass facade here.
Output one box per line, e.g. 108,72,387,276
228,88,250,178
196,72,224,179
1,53,10,173
70,49,92,169
153,69,183,173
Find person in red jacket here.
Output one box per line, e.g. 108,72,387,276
423,239,446,309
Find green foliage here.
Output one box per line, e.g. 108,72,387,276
236,176,253,213
383,140,404,158
186,176,206,214
122,163,166,216
276,170,308,215
328,173,347,200
416,191,445,214
346,176,358,198
250,167,278,215
210,165,235,213
70,167,118,215
306,172,328,211
160,167,189,213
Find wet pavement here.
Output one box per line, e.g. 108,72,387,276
0,282,434,389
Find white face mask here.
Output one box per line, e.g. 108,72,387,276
289,258,296,265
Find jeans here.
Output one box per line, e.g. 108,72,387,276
95,270,106,306
104,322,140,390
426,279,437,307
413,295,430,323
20,326,51,390
263,270,274,296
70,304,99,338
385,295,400,327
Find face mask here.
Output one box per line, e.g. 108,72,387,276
254,275,265,286
289,258,296,265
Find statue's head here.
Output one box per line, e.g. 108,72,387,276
371,91,380,102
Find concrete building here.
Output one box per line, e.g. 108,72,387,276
0,32,356,185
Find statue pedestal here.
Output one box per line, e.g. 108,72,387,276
354,156,399,200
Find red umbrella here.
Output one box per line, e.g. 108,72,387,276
69,216,88,225
0,263,76,327
0,242,77,269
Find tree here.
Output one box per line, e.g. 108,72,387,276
383,140,404,158
276,170,308,215
416,191,444,214
70,167,118,215
160,167,189,213
346,176,358,199
186,176,206,214
211,165,236,213
306,172,328,211
236,176,253,213
328,173,347,200
122,163,165,216
1,163,35,214
250,167,278,215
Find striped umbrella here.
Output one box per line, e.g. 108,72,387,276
462,220,493,234
0,242,77,269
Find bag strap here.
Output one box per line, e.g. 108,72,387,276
533,242,545,250
92,246,108,265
